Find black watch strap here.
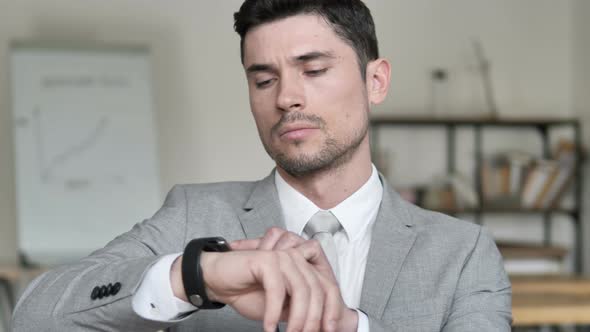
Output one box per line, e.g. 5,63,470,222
181,237,230,309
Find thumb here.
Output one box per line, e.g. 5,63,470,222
229,238,261,250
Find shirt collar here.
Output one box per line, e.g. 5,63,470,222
275,165,383,242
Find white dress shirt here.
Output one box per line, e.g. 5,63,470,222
133,165,383,332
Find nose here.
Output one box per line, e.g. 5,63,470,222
276,75,305,112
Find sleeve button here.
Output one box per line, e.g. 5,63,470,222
90,286,100,300
106,283,113,297
111,282,122,295
98,285,108,299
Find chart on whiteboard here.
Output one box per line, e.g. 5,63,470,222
11,46,161,265
19,105,113,186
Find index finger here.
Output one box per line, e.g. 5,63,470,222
230,238,261,250
296,239,338,283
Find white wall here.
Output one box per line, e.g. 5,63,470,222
573,0,590,274
573,0,590,134
369,0,573,118
0,0,581,265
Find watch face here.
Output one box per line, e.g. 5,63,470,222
204,237,230,252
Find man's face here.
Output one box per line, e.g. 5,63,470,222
243,14,371,176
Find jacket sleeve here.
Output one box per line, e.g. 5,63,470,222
365,228,512,331
11,185,190,332
440,228,512,331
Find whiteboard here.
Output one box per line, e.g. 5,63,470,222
10,43,161,265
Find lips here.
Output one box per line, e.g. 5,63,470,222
278,123,319,140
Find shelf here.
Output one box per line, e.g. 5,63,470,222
370,115,579,127
433,207,579,216
370,115,584,273
498,242,568,260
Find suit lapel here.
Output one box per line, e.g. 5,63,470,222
360,176,417,319
238,170,286,239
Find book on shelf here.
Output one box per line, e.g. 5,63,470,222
481,139,577,210
449,174,479,208
397,139,577,212
506,151,534,197
534,140,577,209
482,151,533,208
415,173,478,211
521,159,558,209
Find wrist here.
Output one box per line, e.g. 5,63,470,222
171,252,222,304
180,237,229,309
170,255,188,302
199,252,222,303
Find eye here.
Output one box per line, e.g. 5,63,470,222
255,78,275,89
305,68,328,76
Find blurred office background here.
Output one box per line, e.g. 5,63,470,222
0,0,589,330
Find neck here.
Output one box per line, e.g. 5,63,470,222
276,137,373,210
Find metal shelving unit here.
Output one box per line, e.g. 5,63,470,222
370,115,584,273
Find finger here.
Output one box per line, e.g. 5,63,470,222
297,239,338,283
279,297,290,321
229,238,261,250
288,249,324,332
273,231,305,250
258,227,288,250
314,270,344,332
256,252,287,332
277,252,310,332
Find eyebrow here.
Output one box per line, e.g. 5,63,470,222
246,50,336,75
246,63,276,75
294,51,336,63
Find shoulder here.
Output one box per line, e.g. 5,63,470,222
170,180,258,207
395,201,505,281
405,201,480,234
402,200,486,252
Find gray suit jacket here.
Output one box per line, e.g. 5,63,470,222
12,172,512,331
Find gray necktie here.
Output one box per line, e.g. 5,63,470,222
303,210,342,282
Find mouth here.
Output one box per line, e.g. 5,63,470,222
278,123,320,140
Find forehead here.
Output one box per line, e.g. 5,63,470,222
243,14,352,66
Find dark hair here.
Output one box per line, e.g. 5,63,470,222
234,0,379,77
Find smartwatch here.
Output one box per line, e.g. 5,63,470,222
181,237,230,309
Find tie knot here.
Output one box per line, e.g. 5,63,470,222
304,210,342,237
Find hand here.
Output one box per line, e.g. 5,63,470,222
170,242,339,332
232,227,359,332
231,227,336,283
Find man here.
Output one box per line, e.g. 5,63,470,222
12,0,512,331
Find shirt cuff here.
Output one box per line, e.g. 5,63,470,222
132,253,198,321
356,308,370,332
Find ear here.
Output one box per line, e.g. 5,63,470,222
365,58,391,105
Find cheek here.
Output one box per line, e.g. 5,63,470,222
316,82,368,130
325,89,369,137
310,69,366,111
251,93,279,119
249,92,275,125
